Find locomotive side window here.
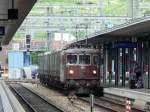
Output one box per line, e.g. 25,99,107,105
93,55,99,65
67,55,77,64
79,55,90,64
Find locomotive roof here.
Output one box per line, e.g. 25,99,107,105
40,48,99,56
63,48,99,54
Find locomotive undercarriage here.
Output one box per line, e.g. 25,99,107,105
65,79,101,95
39,74,102,96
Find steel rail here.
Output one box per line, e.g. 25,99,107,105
10,84,63,112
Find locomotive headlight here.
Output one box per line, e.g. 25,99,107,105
93,70,97,74
69,70,74,74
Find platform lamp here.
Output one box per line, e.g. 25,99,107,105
8,0,18,20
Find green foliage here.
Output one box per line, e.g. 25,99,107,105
72,30,93,40
102,0,128,16
34,32,47,40
30,7,46,15
14,0,150,41
39,46,47,51
4,56,8,64
38,0,97,4
31,52,38,64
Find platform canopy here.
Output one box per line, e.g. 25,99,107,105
74,17,150,44
0,0,37,45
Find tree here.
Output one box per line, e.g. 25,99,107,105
31,52,38,64
4,56,8,65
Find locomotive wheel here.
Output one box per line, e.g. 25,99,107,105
63,88,69,96
68,90,76,96
64,89,75,96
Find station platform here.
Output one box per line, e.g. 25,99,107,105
104,87,150,110
0,80,25,112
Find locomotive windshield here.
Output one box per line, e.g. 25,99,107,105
67,55,77,64
79,55,90,64
93,55,99,65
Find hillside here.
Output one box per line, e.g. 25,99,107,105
14,0,150,41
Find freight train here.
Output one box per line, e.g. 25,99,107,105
38,48,101,95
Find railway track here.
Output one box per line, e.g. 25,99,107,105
78,96,145,112
10,84,63,112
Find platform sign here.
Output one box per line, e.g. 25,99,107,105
0,26,5,35
105,22,114,29
115,41,137,48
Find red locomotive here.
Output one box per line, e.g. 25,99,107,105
38,48,100,95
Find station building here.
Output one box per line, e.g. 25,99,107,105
71,17,150,89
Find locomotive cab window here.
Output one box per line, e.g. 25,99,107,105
67,55,77,64
79,55,90,64
93,55,99,65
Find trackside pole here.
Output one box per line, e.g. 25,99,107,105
90,94,94,112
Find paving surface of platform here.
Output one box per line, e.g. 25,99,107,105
0,80,25,112
104,87,150,110
0,96,3,112
130,88,150,94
